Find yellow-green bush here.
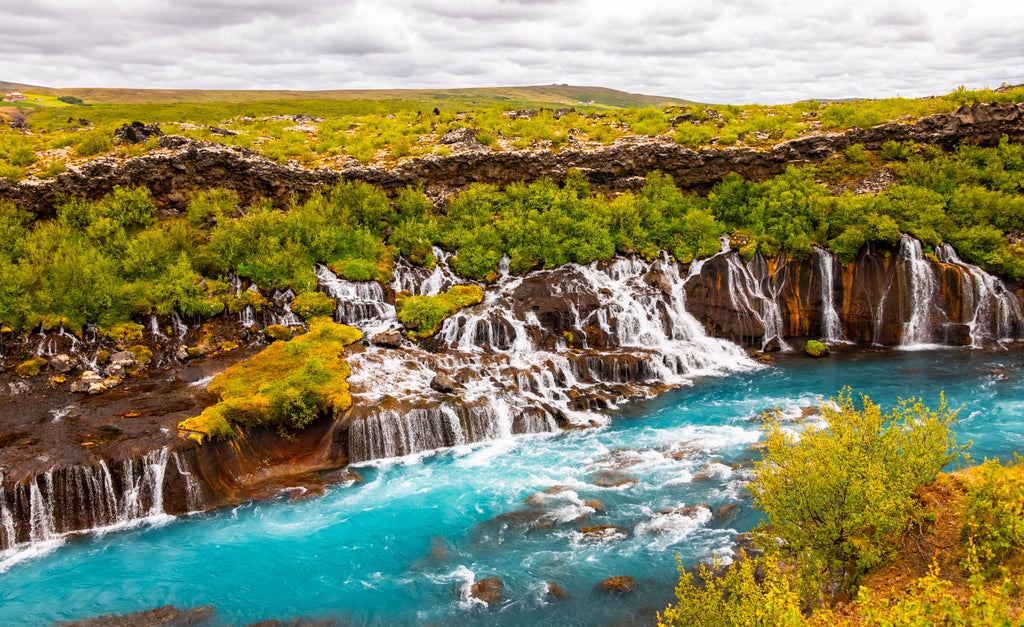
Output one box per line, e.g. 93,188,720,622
658,552,804,627
962,457,1024,573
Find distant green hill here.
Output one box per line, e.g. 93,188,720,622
0,81,693,108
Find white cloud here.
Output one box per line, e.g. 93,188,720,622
1,0,1021,102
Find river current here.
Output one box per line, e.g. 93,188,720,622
1,349,1023,625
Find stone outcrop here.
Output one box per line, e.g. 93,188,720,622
3,102,1023,218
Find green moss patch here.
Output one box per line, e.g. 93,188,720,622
15,357,48,378
290,291,336,320
805,339,829,357
178,318,362,441
396,285,484,339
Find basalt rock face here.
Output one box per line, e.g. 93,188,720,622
3,102,1024,217
683,237,1024,348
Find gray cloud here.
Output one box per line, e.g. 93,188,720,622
1,0,1021,102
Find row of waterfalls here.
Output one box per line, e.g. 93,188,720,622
3,236,1023,554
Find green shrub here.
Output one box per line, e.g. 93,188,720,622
751,390,965,598
76,130,112,156
57,95,85,105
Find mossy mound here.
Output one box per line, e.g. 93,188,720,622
15,356,48,378
178,317,362,442
396,284,484,339
805,339,829,357
290,291,337,320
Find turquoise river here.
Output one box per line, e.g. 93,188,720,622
1,349,1023,626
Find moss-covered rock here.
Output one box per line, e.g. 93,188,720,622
178,318,362,442
396,284,484,339
290,291,337,321
263,324,292,342
805,339,829,357
15,357,48,378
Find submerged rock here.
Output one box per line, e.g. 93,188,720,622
56,604,215,626
546,581,568,600
596,575,637,595
470,576,504,605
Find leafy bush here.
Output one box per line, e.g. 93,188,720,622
751,389,965,598
75,130,112,156
57,95,85,105
658,552,804,627
961,457,1024,573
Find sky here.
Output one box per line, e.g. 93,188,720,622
3,0,1022,103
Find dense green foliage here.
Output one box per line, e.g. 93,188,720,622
395,285,484,339
178,318,361,440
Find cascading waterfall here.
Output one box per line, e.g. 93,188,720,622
0,449,172,552
344,253,756,464
390,247,463,296
171,452,204,513
813,247,845,342
315,264,396,333
171,312,189,339
716,252,788,349
899,235,938,346
148,314,166,339
935,244,1024,344
239,305,256,328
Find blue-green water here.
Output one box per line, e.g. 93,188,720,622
1,349,1023,626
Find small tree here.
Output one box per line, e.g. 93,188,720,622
750,389,965,598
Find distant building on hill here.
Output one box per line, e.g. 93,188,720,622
3,91,26,102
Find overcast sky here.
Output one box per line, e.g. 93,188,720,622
4,0,1022,103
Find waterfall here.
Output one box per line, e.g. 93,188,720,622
0,473,16,550
813,247,845,342
315,264,396,333
239,305,256,328
899,235,939,347
148,314,166,339
171,452,204,513
171,312,189,339
391,247,463,296
714,252,788,350
0,449,173,552
936,245,1024,345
